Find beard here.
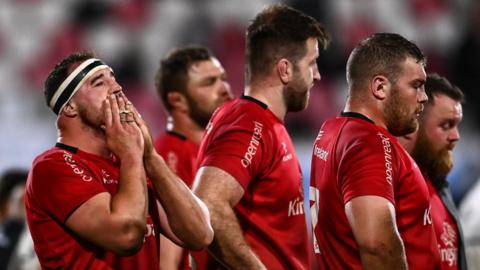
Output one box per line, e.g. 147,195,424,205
185,95,215,128
78,105,104,131
283,69,310,113
411,129,454,184
384,85,419,136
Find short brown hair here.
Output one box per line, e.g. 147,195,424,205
346,33,425,95
44,51,96,114
246,4,330,83
155,46,212,112
425,73,464,104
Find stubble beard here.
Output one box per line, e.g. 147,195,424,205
78,106,104,133
384,86,418,136
284,70,310,113
186,95,215,129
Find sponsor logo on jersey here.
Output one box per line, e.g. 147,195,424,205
62,151,92,182
241,121,263,168
313,144,328,161
281,142,293,162
288,196,304,217
439,222,457,266
101,169,118,185
377,132,393,185
423,206,432,225
144,217,156,242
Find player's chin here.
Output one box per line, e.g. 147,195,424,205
220,96,232,104
401,119,418,136
410,119,419,132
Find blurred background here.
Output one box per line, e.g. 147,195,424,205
0,0,479,206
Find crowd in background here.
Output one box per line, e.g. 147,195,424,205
1,0,480,268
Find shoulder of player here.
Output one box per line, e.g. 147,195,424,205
32,147,73,165
154,132,192,151
28,148,82,192
159,144,197,164
336,121,404,156
212,101,274,133
31,147,98,179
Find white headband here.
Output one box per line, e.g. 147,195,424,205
49,58,109,114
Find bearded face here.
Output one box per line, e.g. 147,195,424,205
185,93,215,128
384,84,420,136
411,126,454,181
283,66,311,113
78,104,104,130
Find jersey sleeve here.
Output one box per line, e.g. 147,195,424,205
30,152,107,223
338,133,397,205
199,119,267,190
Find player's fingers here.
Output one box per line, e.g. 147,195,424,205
123,99,143,125
116,91,127,112
109,94,121,125
103,98,112,128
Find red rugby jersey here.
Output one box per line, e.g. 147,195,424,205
426,179,459,269
197,96,311,269
310,112,440,270
155,131,213,270
155,131,199,188
25,144,160,270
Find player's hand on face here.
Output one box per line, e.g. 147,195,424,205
102,93,144,159
120,93,155,160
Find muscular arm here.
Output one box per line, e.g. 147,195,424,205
124,94,213,250
65,94,148,256
144,152,213,250
193,166,266,270
159,235,184,269
65,156,147,255
345,196,408,270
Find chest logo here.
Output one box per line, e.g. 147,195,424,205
423,206,432,225
241,121,263,168
62,151,92,182
439,221,458,266
441,222,456,248
288,196,304,217
102,169,118,185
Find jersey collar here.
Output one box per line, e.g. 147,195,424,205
340,111,375,124
241,95,268,109
55,142,78,153
166,130,187,141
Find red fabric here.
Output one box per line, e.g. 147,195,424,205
155,132,199,188
25,147,160,269
155,132,209,270
197,97,312,269
310,115,441,269
426,179,459,269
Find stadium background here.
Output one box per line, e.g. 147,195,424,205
0,0,479,205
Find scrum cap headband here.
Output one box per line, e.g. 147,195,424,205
49,58,109,114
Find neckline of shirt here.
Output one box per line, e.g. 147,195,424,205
55,142,115,163
340,111,375,124
241,95,268,109
166,130,187,141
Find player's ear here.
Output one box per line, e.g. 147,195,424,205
167,91,188,112
277,58,293,84
371,75,389,100
61,102,78,118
